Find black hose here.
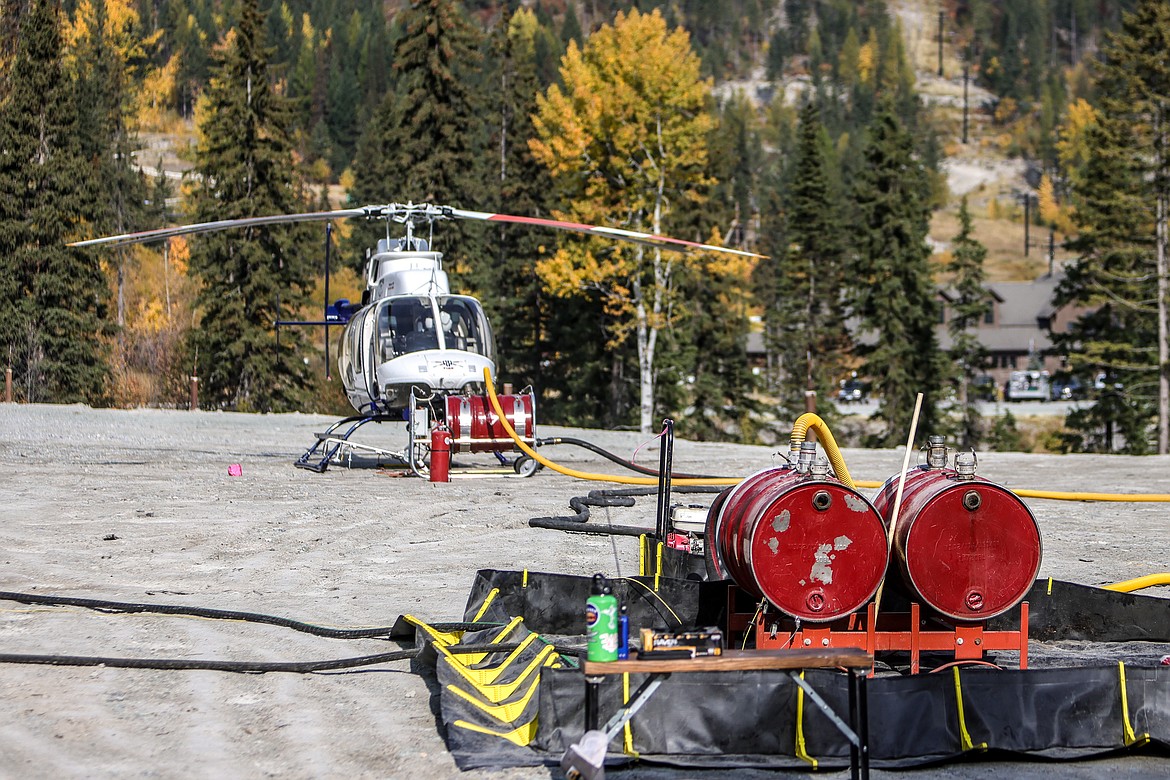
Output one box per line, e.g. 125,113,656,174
536,436,732,480
0,641,531,675
530,485,724,528
0,649,421,674
529,516,653,537
0,591,497,640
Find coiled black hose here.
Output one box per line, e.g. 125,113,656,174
529,485,724,534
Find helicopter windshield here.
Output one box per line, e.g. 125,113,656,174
373,295,495,362
376,296,438,360
437,296,495,361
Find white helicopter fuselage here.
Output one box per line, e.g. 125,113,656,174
336,244,497,414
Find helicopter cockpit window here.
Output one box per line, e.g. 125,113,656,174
437,296,495,361
376,297,439,360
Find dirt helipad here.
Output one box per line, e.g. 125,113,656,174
2,403,1169,779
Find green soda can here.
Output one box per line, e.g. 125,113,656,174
586,573,619,662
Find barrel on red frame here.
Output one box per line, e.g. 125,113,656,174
704,454,889,623
872,441,1042,622
445,393,535,453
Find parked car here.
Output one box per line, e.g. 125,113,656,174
1049,374,1087,401
972,374,997,402
838,378,867,404
1005,370,1050,401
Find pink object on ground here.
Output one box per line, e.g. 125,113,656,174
227,464,242,477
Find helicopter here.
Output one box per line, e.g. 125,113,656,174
71,202,762,474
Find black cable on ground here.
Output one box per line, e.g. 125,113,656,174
536,436,732,480
0,649,421,674
0,641,529,675
0,591,497,639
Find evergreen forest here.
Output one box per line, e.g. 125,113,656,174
1,0,1167,455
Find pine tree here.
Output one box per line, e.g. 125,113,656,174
67,0,152,331
657,245,759,442
772,100,851,422
482,8,554,397
755,99,799,393
349,0,485,275
185,0,313,412
947,197,993,449
850,96,947,445
1054,0,1169,454
0,0,111,403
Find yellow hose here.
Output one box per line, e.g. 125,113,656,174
483,368,738,486
846,483,1170,503
484,370,1170,502
1011,489,1170,502
1103,574,1170,592
788,413,856,489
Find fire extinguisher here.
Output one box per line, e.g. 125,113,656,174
430,425,451,483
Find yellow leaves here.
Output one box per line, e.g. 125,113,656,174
508,7,538,54
168,237,190,277
1057,98,1098,188
1037,175,1059,224
64,0,148,72
1038,174,1076,234
134,54,180,131
63,0,184,129
136,299,169,335
530,7,725,363
857,29,878,85
300,13,316,45
994,97,1018,124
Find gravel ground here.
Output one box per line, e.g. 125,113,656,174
2,403,1170,779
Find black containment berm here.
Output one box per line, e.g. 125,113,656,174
704,442,889,622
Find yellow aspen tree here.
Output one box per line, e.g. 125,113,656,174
530,8,714,433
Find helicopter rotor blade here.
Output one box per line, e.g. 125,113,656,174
68,208,373,247
70,201,765,259
446,207,766,259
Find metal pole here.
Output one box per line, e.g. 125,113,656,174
585,676,601,731
805,352,818,442
938,10,944,77
655,419,674,545
1024,196,1031,257
324,222,332,380
962,63,969,143
1049,229,1055,275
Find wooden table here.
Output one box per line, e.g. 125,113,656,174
579,648,872,779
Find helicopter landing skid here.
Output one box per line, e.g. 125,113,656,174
294,414,404,473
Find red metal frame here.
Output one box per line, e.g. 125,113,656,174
734,589,1028,674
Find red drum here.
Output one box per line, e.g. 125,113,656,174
705,468,889,622
872,467,1042,621
445,393,535,453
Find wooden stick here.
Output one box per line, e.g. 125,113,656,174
872,392,924,619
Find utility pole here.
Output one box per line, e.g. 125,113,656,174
938,10,944,77
1156,104,1169,454
1023,195,1031,257
962,62,969,143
